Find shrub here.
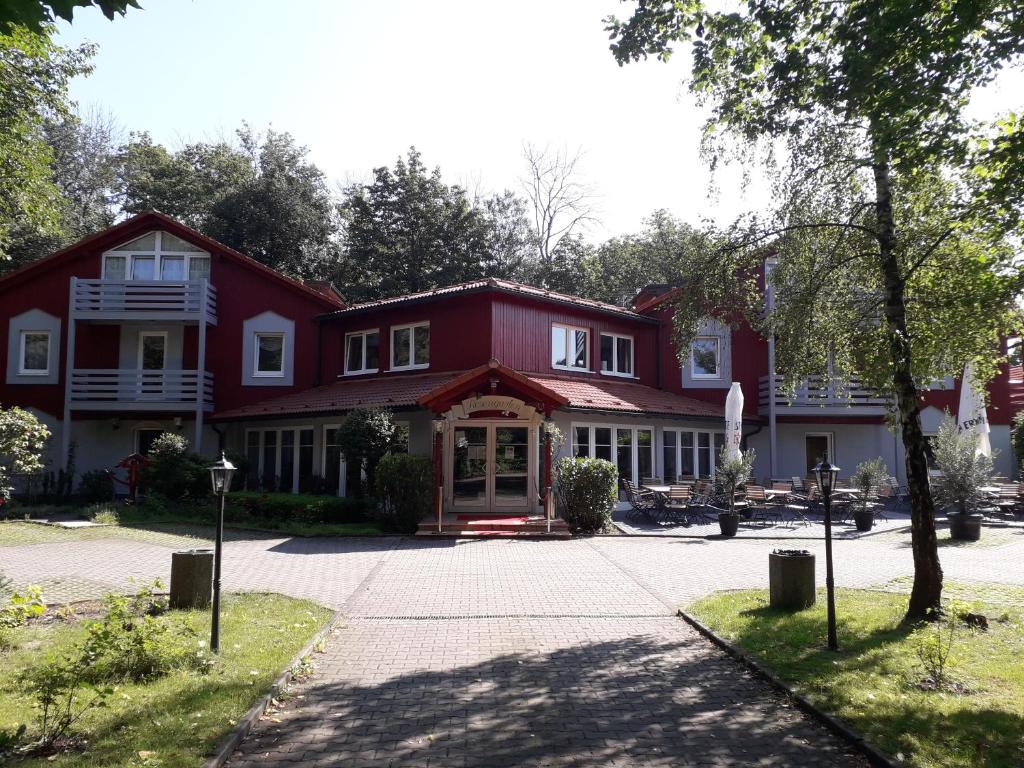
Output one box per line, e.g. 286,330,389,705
851,457,889,514
77,470,114,503
0,406,50,502
140,433,210,500
336,408,403,496
21,650,113,752
85,503,119,525
228,492,371,525
0,584,46,651
931,415,994,514
554,457,618,533
375,453,433,533
716,446,756,514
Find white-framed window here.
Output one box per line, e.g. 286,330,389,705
254,332,285,377
552,324,589,371
344,329,380,375
246,426,315,493
18,331,50,375
662,429,726,480
572,423,653,484
102,231,211,282
599,333,633,377
390,322,429,370
691,336,721,379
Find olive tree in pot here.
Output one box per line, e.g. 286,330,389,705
931,416,993,541
850,457,889,531
715,446,756,537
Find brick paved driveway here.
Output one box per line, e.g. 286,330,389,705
5,527,1023,766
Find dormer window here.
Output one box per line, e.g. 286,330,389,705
391,322,429,370
102,231,210,282
691,337,721,379
552,324,589,371
600,333,633,377
345,329,380,375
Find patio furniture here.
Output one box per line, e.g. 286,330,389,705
663,484,695,526
744,485,782,526
622,479,658,523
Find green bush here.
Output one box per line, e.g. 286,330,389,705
0,584,45,651
78,469,114,503
85,503,119,525
228,492,371,525
140,433,210,500
554,457,618,533
932,415,994,514
375,453,433,533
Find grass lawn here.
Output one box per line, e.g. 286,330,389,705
689,586,1024,768
1,593,332,767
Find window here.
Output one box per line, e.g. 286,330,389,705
600,333,633,377
19,331,50,375
103,231,210,282
552,324,589,371
136,429,164,456
246,427,316,493
663,429,724,480
254,333,285,377
573,424,651,484
391,322,429,369
345,330,380,375
138,332,167,370
691,337,721,378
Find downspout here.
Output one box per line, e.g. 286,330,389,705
209,422,226,453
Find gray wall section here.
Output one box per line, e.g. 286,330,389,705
241,311,294,387
117,324,184,369
6,309,61,385
680,318,732,390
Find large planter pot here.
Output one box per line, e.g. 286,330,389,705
169,548,213,609
949,512,982,541
854,509,875,532
769,549,816,610
718,512,740,537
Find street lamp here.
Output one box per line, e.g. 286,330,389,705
813,456,840,651
208,452,236,653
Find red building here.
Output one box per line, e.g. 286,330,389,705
1,215,1018,518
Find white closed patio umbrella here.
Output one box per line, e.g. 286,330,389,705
725,382,744,462
958,363,992,458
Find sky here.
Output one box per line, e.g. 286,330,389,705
55,0,1023,242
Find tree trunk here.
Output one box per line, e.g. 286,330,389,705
872,150,943,622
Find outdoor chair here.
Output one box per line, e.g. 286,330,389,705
622,478,658,523
743,485,781,526
662,485,694,526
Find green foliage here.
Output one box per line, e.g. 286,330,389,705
0,406,50,500
229,491,371,525
1,1,140,33
0,584,45,650
77,469,113,503
851,457,889,513
21,649,113,751
85,503,118,525
375,453,433,533
716,447,755,515
0,26,95,264
1011,410,1024,476
909,600,972,690
931,416,994,515
140,432,210,501
554,456,617,533
335,407,402,495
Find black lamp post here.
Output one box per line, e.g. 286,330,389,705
813,456,840,651
208,452,235,654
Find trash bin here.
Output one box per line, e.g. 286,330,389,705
169,549,214,609
769,549,816,610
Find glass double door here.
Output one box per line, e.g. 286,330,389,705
451,422,532,512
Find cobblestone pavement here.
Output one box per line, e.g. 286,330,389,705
6,527,1023,766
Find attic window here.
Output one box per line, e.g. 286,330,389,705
103,231,210,282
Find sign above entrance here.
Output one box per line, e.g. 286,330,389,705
447,395,539,421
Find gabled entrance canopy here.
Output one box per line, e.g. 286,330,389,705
417,359,569,417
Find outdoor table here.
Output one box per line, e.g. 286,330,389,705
642,485,672,494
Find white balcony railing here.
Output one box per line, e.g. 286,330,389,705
69,369,213,411
71,279,216,324
759,374,888,415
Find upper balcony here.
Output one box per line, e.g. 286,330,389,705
759,374,888,416
70,277,217,325
68,369,213,412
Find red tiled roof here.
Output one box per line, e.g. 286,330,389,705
526,374,725,419
212,367,730,422
322,278,652,321
210,372,455,420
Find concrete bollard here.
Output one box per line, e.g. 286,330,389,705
769,549,816,610
169,549,214,609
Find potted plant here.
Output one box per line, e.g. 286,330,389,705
715,446,756,537
850,457,888,531
931,415,994,541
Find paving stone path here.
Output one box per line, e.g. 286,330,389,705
4,526,1023,766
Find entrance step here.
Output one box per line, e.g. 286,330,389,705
416,515,571,539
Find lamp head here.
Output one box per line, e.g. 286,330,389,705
209,452,236,495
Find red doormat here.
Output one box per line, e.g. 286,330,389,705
455,515,530,524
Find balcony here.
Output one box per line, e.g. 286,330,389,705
759,374,888,416
69,369,214,412
71,278,216,324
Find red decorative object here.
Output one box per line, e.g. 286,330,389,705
116,452,150,502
